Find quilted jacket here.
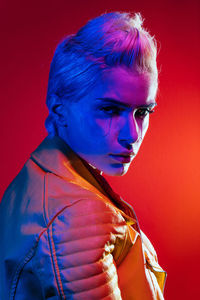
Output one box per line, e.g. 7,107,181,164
0,136,166,299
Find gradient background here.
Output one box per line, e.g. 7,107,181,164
1,0,200,299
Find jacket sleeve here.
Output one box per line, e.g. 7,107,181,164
30,197,128,299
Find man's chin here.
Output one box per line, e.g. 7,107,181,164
103,163,130,177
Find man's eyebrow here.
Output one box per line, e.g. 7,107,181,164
96,97,157,108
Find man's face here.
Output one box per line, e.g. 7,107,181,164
59,66,157,176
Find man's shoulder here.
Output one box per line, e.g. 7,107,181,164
1,157,46,208
43,170,117,222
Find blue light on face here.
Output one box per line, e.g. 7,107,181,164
57,67,157,176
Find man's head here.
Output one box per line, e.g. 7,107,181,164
45,12,158,175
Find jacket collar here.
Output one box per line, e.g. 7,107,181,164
30,135,107,196
31,135,139,228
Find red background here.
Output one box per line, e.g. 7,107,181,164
1,0,200,299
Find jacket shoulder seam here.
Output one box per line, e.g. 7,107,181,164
9,240,39,300
43,173,65,299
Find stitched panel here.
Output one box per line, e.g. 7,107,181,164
47,226,65,299
50,198,126,299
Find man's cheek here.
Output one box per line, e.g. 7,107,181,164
92,118,113,137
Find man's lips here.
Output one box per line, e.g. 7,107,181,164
109,153,135,163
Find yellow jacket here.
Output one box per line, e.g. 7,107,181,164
0,136,166,299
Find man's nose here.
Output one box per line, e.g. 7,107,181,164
118,113,139,146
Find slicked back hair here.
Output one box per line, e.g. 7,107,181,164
45,12,158,135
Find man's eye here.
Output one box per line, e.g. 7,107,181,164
100,106,122,115
135,108,155,118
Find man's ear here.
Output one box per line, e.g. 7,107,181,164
50,96,68,127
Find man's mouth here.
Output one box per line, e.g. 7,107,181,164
109,153,134,163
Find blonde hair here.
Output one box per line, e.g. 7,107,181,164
45,12,158,135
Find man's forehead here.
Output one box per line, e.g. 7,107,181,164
102,66,156,91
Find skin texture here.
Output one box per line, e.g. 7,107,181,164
57,66,157,176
